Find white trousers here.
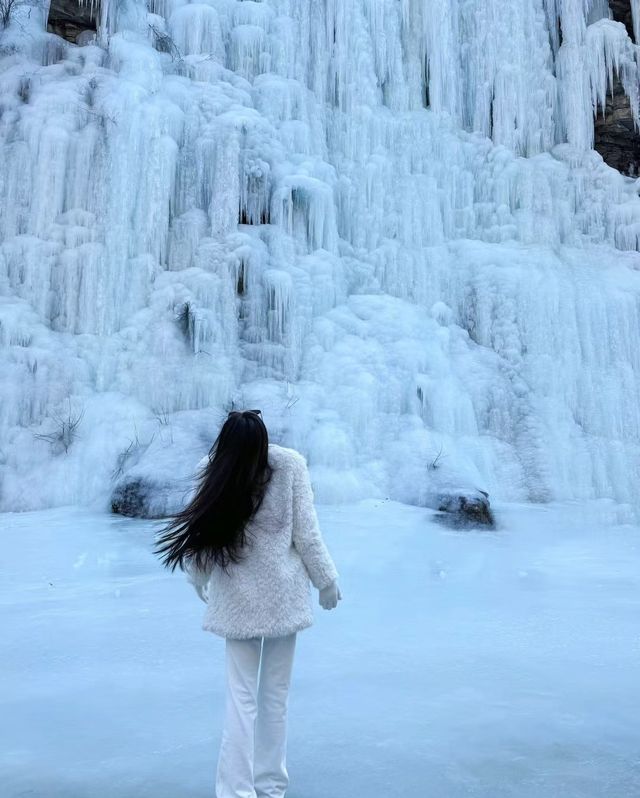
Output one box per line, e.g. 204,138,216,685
216,633,297,798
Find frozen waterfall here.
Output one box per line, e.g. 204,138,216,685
1,0,640,513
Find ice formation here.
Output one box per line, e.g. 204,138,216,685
1,0,640,512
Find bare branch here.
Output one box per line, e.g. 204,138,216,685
111,426,156,480
0,0,24,29
429,444,446,470
34,402,85,454
149,23,182,61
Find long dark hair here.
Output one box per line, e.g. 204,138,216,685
155,410,273,573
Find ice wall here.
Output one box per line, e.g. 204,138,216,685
1,0,640,512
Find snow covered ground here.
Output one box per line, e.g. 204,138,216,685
1,499,639,798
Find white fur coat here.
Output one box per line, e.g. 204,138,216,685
184,444,339,639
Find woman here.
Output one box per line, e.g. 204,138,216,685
155,409,341,798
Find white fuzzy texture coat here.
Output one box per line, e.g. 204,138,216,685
185,444,339,639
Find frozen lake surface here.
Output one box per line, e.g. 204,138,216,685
1,499,639,798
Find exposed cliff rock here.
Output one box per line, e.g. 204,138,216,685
427,487,496,529
47,0,97,43
111,477,185,519
594,80,640,176
609,0,635,40
593,0,640,175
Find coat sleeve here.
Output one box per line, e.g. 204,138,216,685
291,454,339,590
183,557,212,589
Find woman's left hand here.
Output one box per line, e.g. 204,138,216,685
319,580,342,609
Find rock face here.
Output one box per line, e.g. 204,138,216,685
609,0,635,39
47,0,97,43
594,82,640,176
429,488,496,529
593,0,640,175
111,477,185,519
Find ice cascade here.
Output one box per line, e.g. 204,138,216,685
1,0,640,513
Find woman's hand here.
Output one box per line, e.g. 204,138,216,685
319,580,342,610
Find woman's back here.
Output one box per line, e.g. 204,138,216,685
191,443,338,639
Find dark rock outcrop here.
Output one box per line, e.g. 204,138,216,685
609,0,635,40
594,80,640,176
47,0,97,43
593,0,640,175
432,488,495,529
111,477,184,519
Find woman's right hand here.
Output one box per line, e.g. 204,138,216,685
319,580,342,610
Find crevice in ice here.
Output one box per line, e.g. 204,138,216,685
47,0,97,43
236,259,246,296
239,156,271,226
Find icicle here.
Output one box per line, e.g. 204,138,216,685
229,24,268,81
168,5,224,60
633,0,640,44
262,269,292,343
585,19,640,126
271,175,337,253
